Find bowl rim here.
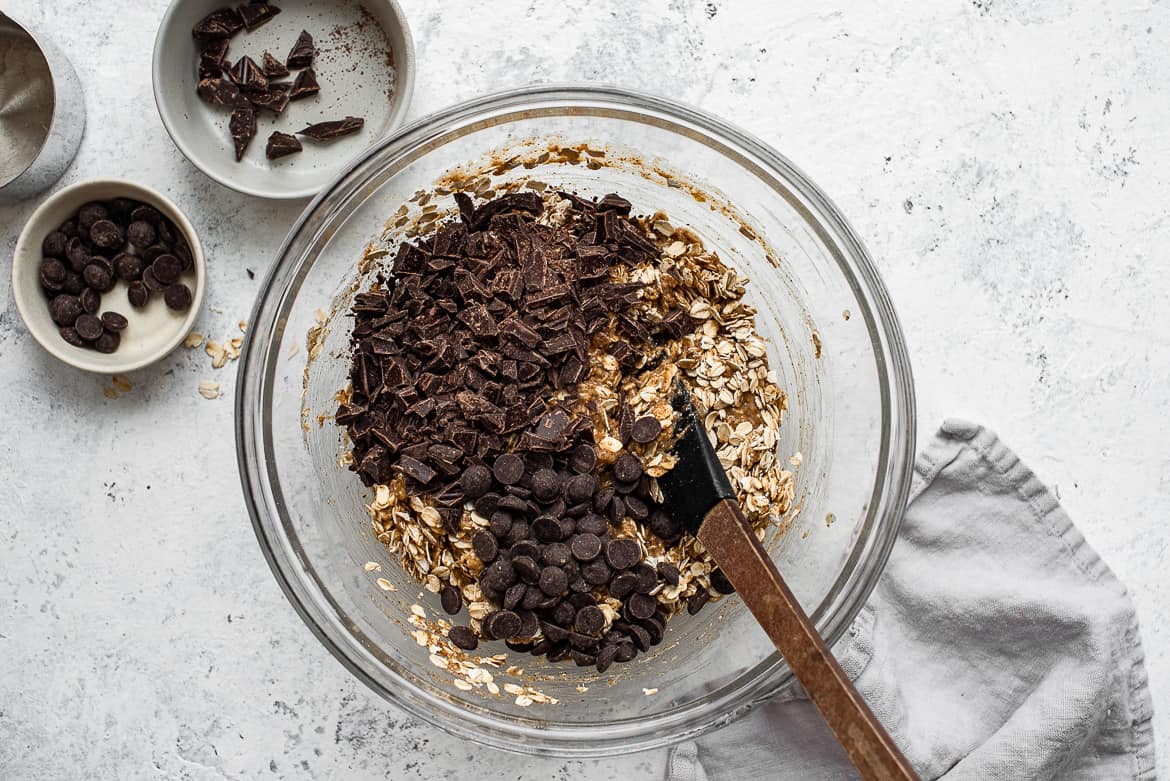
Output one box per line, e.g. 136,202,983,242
236,84,917,756
150,0,417,201
11,177,206,374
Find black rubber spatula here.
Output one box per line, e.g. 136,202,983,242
657,382,920,781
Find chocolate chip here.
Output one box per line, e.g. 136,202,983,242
127,281,149,308
298,116,365,142
510,540,541,560
42,231,67,258
580,558,611,585
164,283,193,311
687,589,711,615
481,559,515,592
59,327,84,347
613,454,642,483
608,496,625,526
538,566,568,597
503,583,526,611
565,473,596,504
513,555,541,584
641,617,664,646
657,561,680,586
78,288,98,315
542,620,570,642
440,585,462,615
113,252,144,281
65,237,88,271
604,538,640,570
286,30,315,69
530,468,562,502
624,494,649,520
472,530,498,563
40,259,67,288
492,453,524,485
460,464,492,497
100,312,128,332
49,295,82,326
575,513,607,536
529,639,551,657
89,220,123,250
448,625,478,650
593,486,614,512
570,443,597,474
77,202,108,232
541,543,570,567
532,515,564,543
485,610,522,640
710,568,736,595
574,605,605,636
546,642,572,663
610,572,638,599
517,609,539,638
62,272,84,296
74,314,103,341
152,255,182,285
94,330,120,354
265,131,302,160
82,263,113,292
142,266,164,291
570,533,602,562
131,204,161,225
126,221,156,248
649,510,683,544
40,270,64,293
632,562,658,593
631,416,662,443
615,642,637,662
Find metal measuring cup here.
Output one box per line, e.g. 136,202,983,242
0,11,85,204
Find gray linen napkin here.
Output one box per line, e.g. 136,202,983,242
668,420,1156,781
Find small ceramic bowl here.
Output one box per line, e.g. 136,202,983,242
12,179,205,373
152,0,415,200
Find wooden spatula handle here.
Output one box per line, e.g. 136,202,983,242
697,499,920,781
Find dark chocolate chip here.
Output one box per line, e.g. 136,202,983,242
608,496,625,526
710,568,736,595
472,530,498,563
595,643,619,673
65,236,89,271
126,221,156,248
626,622,652,651
631,415,662,443
613,454,643,483
541,542,571,568
615,642,637,662
609,572,638,599
574,605,605,636
565,473,596,504
113,252,145,281
604,538,641,570
531,515,564,543
570,443,597,474
41,258,67,285
460,464,492,497
152,255,182,285
164,283,193,311
62,272,84,296
440,585,462,615
530,468,562,502
649,510,683,544
128,281,149,308
580,558,611,585
687,589,711,615
657,561,680,586
89,220,123,250
77,202,108,232
59,327,84,347
512,555,541,584
97,331,123,359
492,453,524,485
74,314,103,341
624,494,648,521
49,295,82,326
130,204,161,225
485,610,521,640
100,312,128,332
538,566,568,597
575,513,607,536
631,562,658,594
448,625,478,650
141,266,164,291
570,533,602,562
42,231,68,258
503,583,526,611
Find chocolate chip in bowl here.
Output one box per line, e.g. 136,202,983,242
12,179,204,373
152,0,415,200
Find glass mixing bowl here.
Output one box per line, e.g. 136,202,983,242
236,86,915,757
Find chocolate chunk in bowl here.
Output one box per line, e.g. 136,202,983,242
239,89,915,756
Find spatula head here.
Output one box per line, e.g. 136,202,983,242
656,381,737,536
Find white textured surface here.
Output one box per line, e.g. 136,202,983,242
0,1,1164,778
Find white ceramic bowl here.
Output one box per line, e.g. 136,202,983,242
152,0,415,200
12,179,206,373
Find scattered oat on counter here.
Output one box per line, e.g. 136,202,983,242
375,577,396,592
184,331,204,348
198,381,220,400
642,687,659,696
363,561,382,572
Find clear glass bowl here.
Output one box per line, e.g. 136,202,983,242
236,86,915,757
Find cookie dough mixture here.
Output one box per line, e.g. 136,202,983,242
336,189,793,678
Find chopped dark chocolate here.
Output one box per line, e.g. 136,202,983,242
260,51,289,79
229,55,268,93
238,2,281,31
197,78,249,108
265,131,302,160
229,106,256,161
297,116,364,142
288,67,320,100
192,8,244,41
248,83,290,114
198,40,230,80
285,30,315,69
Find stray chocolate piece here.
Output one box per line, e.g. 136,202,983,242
265,131,302,160
197,78,248,108
229,55,268,93
288,67,319,100
448,625,478,651
261,51,289,78
192,8,244,41
229,106,256,161
285,30,315,69
297,116,364,142
238,2,281,31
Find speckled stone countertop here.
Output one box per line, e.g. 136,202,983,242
0,1,1165,778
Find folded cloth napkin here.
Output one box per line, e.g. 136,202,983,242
668,420,1157,781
